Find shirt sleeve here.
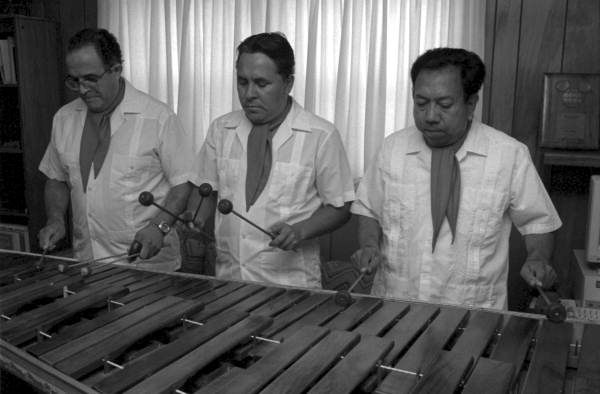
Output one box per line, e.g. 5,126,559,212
158,112,196,187
315,127,355,207
38,115,68,182
509,144,562,235
188,119,219,191
351,142,386,221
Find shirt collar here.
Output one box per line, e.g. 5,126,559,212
225,98,314,151
406,119,489,159
223,98,311,131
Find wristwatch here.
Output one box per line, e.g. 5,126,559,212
153,220,171,235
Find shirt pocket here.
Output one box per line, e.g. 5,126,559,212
216,157,241,200
268,162,313,206
110,154,160,201
463,186,507,245
382,179,416,236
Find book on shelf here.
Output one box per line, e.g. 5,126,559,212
0,37,17,84
0,223,29,252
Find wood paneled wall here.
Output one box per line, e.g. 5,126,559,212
30,0,97,104
484,0,600,310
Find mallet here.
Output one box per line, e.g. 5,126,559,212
535,284,567,323
217,199,275,239
334,268,369,307
138,191,185,223
191,183,213,223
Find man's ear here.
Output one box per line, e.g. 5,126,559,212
112,63,123,74
467,93,479,116
285,75,295,94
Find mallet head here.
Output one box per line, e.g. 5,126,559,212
217,199,234,215
198,183,213,197
334,290,354,307
546,303,567,323
138,191,154,206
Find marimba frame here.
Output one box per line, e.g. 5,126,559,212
0,249,598,394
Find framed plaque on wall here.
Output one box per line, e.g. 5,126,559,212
540,73,600,149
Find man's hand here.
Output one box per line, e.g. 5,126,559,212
269,222,303,251
133,224,165,260
178,210,201,235
38,220,66,251
520,259,557,289
351,246,383,274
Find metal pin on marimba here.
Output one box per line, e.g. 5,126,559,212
37,330,52,340
378,364,423,378
251,335,281,344
104,360,124,370
217,199,275,239
63,287,76,296
1,314,11,320
181,317,204,327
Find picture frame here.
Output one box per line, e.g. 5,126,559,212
540,73,600,150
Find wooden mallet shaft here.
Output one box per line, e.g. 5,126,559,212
217,199,275,239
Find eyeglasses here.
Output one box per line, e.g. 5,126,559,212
64,68,112,91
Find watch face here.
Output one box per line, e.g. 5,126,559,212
157,222,170,234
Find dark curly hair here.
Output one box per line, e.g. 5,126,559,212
67,28,123,68
236,32,295,79
410,47,485,99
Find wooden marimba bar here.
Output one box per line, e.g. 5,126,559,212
0,249,598,394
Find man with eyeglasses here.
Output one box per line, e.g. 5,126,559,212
38,28,194,271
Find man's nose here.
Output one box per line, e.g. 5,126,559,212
78,83,91,94
425,104,439,122
244,83,257,99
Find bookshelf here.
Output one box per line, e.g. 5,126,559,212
0,15,61,251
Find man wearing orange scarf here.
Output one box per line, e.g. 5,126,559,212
351,48,561,309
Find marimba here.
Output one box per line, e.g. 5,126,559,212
0,249,598,394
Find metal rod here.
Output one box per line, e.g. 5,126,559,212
0,248,77,262
379,364,422,377
251,335,281,344
104,360,124,370
63,288,75,296
181,318,204,327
